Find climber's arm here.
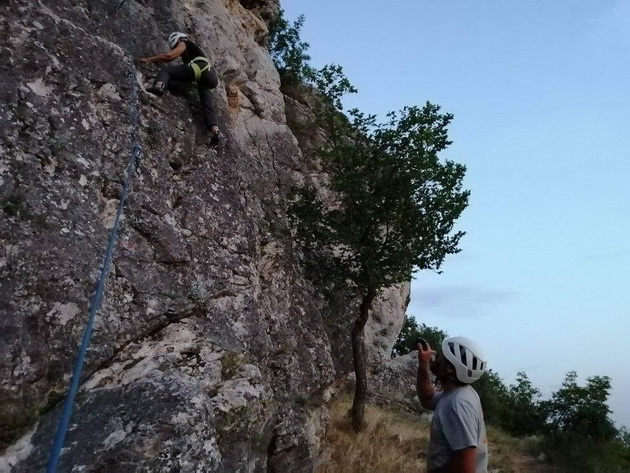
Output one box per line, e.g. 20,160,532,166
139,42,186,63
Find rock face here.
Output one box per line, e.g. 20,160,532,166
0,0,408,471
368,352,425,414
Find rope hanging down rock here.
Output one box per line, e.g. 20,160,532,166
45,59,143,473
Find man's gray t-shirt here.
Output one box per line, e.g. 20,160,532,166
427,385,488,473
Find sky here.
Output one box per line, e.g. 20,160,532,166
281,0,630,428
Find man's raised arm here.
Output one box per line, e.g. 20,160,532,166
417,341,437,409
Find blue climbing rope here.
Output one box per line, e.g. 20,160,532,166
45,66,142,473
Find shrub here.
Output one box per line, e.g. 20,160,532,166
267,9,314,87
391,315,448,357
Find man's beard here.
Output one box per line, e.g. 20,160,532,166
429,358,438,376
430,360,441,382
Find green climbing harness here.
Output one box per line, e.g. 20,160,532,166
190,56,211,81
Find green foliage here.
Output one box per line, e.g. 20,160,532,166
289,101,469,297
391,315,448,357
286,48,468,431
0,402,40,447
473,368,628,471
541,371,617,441
311,64,357,118
267,9,313,87
618,426,630,448
391,315,420,357
502,372,546,436
2,199,23,217
542,434,629,473
539,371,626,472
478,369,629,471
472,369,509,427
611,428,630,470
221,352,247,380
267,10,357,110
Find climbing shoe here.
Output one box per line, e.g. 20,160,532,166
210,130,224,149
148,82,166,96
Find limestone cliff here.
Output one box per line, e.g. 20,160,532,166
0,0,408,471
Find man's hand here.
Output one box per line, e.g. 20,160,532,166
417,340,437,408
138,57,152,63
417,340,436,366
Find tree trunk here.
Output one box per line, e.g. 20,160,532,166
351,288,376,432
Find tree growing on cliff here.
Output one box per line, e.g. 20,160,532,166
289,96,469,430
267,9,313,87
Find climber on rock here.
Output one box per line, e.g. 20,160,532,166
139,32,223,148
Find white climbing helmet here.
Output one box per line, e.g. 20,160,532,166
441,336,487,384
168,32,188,49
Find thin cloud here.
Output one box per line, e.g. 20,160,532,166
408,284,519,318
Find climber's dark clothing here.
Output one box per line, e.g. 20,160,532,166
157,65,219,129
180,39,206,65
156,40,219,130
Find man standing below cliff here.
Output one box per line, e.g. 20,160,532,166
417,336,489,473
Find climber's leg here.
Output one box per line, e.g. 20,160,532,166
198,68,222,147
149,64,195,95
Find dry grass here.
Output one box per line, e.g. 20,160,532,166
316,396,551,473
316,397,430,473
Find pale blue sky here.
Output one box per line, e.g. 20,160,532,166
282,0,630,428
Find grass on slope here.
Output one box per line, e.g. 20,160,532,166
316,396,550,473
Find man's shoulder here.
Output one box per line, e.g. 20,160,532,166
451,385,480,400
440,386,481,412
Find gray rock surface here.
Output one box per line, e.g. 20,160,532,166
0,0,408,471
368,351,426,414
365,283,410,365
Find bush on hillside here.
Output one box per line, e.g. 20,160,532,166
502,372,546,436
472,369,509,427
542,371,617,441
538,371,630,472
391,315,448,357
